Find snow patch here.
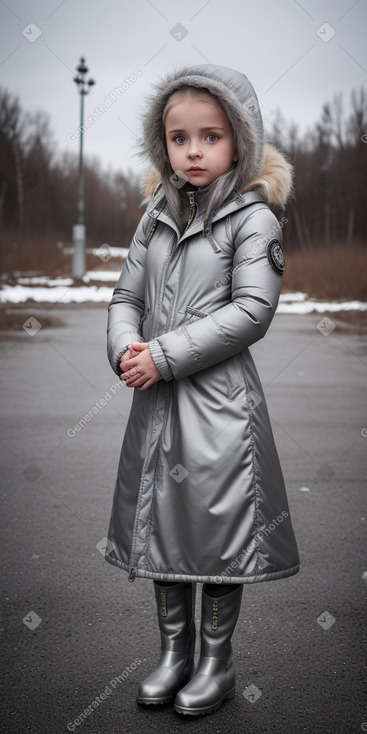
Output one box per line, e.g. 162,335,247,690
1,278,367,310
0,284,114,303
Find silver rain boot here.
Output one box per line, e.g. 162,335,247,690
137,581,196,705
174,584,243,716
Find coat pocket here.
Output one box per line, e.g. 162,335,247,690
221,354,247,401
184,306,242,401
185,306,207,319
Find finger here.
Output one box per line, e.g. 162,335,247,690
121,344,133,358
123,365,144,383
120,358,138,372
131,341,149,350
125,375,146,387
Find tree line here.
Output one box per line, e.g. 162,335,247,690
268,88,367,248
0,87,142,255
0,84,366,262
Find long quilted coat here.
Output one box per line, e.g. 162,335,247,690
105,65,300,584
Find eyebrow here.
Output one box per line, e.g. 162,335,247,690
167,127,225,133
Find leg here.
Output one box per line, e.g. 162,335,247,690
174,583,243,716
137,580,196,706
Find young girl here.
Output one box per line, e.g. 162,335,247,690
105,64,300,717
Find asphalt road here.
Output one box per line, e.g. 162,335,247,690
1,304,366,734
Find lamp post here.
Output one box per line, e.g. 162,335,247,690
71,56,95,281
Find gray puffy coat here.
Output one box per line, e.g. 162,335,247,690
105,65,300,584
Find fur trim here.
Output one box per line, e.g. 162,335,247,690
241,143,293,206
140,168,161,199
142,143,293,208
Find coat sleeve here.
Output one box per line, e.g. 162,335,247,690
107,212,150,376
148,205,284,382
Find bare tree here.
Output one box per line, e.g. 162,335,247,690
0,88,26,227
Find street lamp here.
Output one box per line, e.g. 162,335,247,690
71,56,95,281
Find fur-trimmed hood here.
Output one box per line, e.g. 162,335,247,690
138,64,293,224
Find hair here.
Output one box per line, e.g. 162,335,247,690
162,87,219,123
159,86,241,232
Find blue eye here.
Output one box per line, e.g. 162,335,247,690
206,133,218,142
174,134,186,144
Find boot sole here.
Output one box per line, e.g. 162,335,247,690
174,687,235,716
137,694,175,705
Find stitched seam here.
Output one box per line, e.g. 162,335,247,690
207,232,222,253
151,233,176,337
109,329,139,350
129,384,159,567
106,558,299,580
167,243,187,331
222,359,234,401
182,326,204,362
186,306,206,318
144,393,170,566
148,190,166,213
232,205,270,241
209,312,232,346
239,353,261,568
139,307,150,326
147,219,158,243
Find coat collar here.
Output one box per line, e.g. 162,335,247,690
147,188,267,244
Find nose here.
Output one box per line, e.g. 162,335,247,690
187,138,203,159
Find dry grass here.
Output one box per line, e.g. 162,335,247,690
282,240,367,301
0,228,72,279
0,227,129,282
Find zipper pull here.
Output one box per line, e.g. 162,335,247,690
185,191,197,231
128,567,136,582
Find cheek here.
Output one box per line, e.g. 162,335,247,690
166,143,175,166
167,142,181,163
216,144,236,166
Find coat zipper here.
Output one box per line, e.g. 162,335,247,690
128,233,176,571
184,192,197,232
129,193,196,574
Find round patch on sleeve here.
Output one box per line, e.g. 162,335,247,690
267,239,285,274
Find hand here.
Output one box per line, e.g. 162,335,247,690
119,344,140,364
119,342,163,391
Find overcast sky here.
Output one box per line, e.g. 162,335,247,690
0,0,366,177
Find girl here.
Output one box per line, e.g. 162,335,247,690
105,64,300,717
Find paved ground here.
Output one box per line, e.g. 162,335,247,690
1,304,366,734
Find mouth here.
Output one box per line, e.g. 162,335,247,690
188,167,205,173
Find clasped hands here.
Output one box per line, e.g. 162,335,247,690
119,342,162,391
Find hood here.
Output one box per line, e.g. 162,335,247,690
142,142,293,208
138,64,293,222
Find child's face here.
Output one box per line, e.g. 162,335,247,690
165,95,238,189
